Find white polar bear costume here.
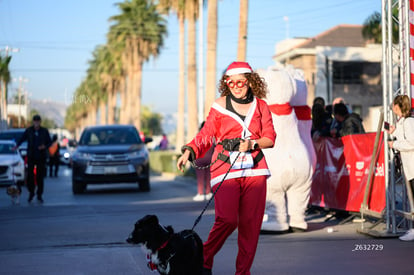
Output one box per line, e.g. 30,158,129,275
259,66,316,232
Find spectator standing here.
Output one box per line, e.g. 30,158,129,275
158,134,169,150
311,98,333,139
193,121,213,201
387,95,414,241
177,61,276,275
15,115,52,203
331,102,365,137
48,134,60,177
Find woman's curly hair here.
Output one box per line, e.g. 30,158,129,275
218,72,268,99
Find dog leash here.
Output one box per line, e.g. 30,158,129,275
191,151,241,231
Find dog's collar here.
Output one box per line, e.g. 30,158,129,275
147,237,174,273
156,237,170,252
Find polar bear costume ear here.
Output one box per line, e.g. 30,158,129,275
261,66,296,105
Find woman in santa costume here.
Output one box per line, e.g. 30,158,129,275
177,61,276,275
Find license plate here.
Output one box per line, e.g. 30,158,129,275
104,167,117,174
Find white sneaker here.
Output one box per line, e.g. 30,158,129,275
193,194,205,201
399,228,414,241
205,193,213,200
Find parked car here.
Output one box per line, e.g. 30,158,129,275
71,125,152,194
0,129,27,158
0,140,25,186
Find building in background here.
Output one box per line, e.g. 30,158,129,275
272,24,383,132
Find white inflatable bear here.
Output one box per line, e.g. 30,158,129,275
259,65,316,232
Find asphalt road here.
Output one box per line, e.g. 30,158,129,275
0,167,413,275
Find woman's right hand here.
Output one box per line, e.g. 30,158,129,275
388,125,396,134
177,150,191,173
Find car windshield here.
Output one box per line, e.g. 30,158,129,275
0,130,24,142
0,143,17,154
79,128,141,146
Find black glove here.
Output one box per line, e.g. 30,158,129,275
221,138,243,151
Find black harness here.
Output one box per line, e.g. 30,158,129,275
217,150,264,165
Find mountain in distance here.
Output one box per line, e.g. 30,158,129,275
30,99,67,127
29,99,177,132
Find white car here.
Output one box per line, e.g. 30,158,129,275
0,140,25,186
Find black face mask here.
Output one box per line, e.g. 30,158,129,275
229,88,253,104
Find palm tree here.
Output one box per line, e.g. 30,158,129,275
93,44,124,125
109,0,167,130
156,0,199,149
185,0,200,139
205,0,218,119
0,55,12,129
362,10,399,44
237,0,248,61
362,12,382,43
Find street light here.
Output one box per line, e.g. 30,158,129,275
12,76,29,128
283,16,290,39
0,46,20,56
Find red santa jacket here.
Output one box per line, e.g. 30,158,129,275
185,97,276,187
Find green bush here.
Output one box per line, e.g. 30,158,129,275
149,150,195,177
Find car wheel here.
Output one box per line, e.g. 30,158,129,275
72,180,86,194
139,176,150,192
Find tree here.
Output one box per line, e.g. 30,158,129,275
362,10,399,44
140,105,163,136
185,0,200,140
108,0,168,130
0,55,12,129
237,0,248,61
205,0,218,118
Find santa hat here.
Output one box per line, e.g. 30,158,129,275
225,61,253,76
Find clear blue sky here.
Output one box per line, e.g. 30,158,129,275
0,0,381,115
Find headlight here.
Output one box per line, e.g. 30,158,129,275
11,161,21,167
63,152,70,158
127,150,148,159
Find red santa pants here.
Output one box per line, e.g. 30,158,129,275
203,175,267,275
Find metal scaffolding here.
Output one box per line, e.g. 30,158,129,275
359,0,414,237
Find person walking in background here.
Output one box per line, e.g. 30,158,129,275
386,95,414,241
158,133,169,150
14,114,52,203
193,121,214,201
48,134,60,177
177,61,276,275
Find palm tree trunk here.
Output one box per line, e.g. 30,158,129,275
99,101,106,125
133,62,143,130
187,13,198,140
205,0,218,119
237,0,248,61
107,81,116,124
0,82,6,128
119,76,127,124
176,16,186,151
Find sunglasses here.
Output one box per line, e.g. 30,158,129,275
226,78,248,89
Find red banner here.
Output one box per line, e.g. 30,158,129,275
310,133,386,213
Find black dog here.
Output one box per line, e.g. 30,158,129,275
126,215,203,275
